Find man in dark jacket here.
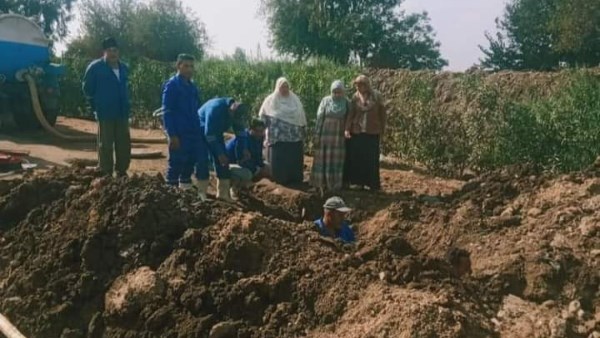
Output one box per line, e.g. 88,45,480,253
82,37,131,177
197,98,248,201
161,54,207,199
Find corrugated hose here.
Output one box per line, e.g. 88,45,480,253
23,72,166,144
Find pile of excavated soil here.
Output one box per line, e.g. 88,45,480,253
0,165,599,338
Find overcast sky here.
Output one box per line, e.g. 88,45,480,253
65,0,509,70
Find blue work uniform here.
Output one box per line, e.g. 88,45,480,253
82,58,131,175
197,97,236,180
225,130,265,174
82,58,130,120
162,74,205,185
314,218,356,243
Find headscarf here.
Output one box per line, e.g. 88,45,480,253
323,80,347,115
259,77,307,127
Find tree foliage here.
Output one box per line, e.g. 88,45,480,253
232,48,248,63
66,0,208,61
0,0,77,39
260,0,447,70
480,0,600,70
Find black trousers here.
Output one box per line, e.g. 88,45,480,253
344,133,380,190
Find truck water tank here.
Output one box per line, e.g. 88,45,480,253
0,14,51,82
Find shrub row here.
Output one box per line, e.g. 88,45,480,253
59,58,600,176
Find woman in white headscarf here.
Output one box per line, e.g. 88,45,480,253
310,80,349,194
259,77,307,185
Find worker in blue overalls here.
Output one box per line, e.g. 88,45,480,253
197,98,249,202
162,54,208,199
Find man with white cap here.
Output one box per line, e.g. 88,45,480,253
314,196,356,243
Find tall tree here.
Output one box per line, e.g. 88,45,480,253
0,0,77,39
550,0,600,67
480,0,600,70
66,0,208,61
232,48,248,63
261,0,447,70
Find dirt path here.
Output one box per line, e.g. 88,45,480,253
0,117,167,176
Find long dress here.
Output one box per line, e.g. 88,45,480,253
261,115,305,185
310,96,348,191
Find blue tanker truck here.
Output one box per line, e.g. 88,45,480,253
0,13,65,130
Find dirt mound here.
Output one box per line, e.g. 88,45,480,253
0,166,599,337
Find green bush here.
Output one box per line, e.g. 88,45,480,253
370,68,600,175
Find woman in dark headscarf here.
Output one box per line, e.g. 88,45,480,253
344,75,386,191
310,80,349,194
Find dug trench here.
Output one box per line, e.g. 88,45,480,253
0,164,599,338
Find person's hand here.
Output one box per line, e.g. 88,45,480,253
218,154,229,167
344,131,352,139
242,149,251,161
169,136,180,150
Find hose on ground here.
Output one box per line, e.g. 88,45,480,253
0,313,26,338
24,73,166,144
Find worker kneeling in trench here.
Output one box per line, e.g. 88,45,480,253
225,118,272,199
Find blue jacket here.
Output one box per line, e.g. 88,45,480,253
314,218,356,243
198,97,235,156
161,75,202,138
82,58,130,120
225,130,265,173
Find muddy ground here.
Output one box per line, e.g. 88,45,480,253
0,119,599,338
0,160,599,338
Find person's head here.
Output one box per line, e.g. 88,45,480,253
248,119,266,139
176,54,195,80
322,196,351,230
276,77,290,97
102,37,119,65
228,101,249,116
446,247,472,278
353,75,371,95
331,80,345,100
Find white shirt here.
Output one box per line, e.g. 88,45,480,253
113,68,120,81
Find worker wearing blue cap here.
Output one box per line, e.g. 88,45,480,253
314,196,356,243
162,54,206,196
197,98,249,201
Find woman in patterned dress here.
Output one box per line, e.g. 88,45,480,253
310,80,349,194
259,77,307,186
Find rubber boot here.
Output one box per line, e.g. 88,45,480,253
194,180,209,201
230,187,239,200
217,179,234,202
179,182,193,191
